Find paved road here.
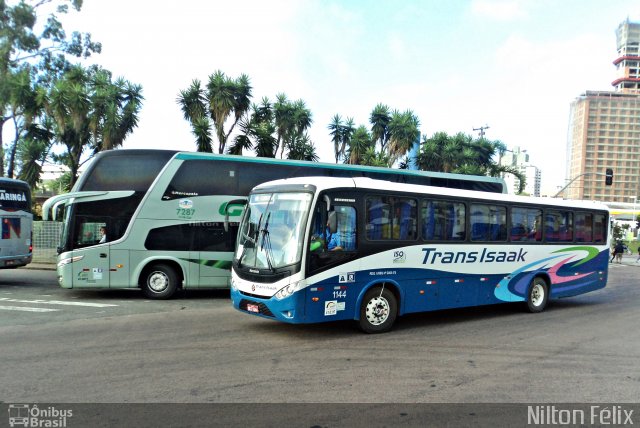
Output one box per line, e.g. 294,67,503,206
1,264,638,407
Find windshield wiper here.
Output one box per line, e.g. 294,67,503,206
260,212,276,272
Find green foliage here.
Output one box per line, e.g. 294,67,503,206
177,70,253,154
38,64,143,187
416,131,527,193
0,0,101,184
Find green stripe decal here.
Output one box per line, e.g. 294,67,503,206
552,246,600,267
180,258,232,270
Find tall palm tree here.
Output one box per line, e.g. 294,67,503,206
370,103,391,153
287,134,318,161
346,126,373,165
228,99,277,157
387,109,420,167
274,95,313,158
177,70,252,154
41,65,142,187
328,114,343,163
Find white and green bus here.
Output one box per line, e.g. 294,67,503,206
44,149,507,299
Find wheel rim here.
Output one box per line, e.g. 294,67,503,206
531,282,545,307
148,271,169,293
365,295,390,326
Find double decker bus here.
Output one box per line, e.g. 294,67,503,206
230,176,610,333
0,178,32,269
43,149,506,299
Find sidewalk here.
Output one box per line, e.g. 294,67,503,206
24,262,56,271
613,254,640,267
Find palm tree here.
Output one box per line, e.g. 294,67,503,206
370,103,391,153
177,70,252,154
274,95,313,158
177,80,212,152
328,114,343,163
287,134,318,161
228,98,277,157
346,126,374,165
387,109,420,167
41,65,142,187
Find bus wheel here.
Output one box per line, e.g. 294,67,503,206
358,286,398,334
526,277,548,313
142,264,178,299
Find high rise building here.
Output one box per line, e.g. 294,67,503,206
499,146,541,196
565,19,640,202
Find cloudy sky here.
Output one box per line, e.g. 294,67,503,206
53,0,640,194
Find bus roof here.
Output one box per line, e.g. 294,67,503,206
174,151,507,192
252,176,610,212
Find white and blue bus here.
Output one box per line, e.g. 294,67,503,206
0,178,32,269
43,150,506,299
230,176,610,333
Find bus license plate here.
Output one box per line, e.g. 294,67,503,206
247,303,259,313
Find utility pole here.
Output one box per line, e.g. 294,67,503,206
473,125,490,138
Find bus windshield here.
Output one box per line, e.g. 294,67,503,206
236,192,312,270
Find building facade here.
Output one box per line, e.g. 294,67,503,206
500,146,541,196
565,19,640,203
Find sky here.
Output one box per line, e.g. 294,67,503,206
46,0,640,194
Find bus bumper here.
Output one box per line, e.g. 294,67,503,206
231,288,302,324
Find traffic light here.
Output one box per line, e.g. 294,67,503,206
605,168,613,186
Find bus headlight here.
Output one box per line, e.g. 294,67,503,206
230,275,238,290
274,280,304,300
57,255,84,267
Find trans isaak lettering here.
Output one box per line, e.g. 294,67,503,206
421,247,527,264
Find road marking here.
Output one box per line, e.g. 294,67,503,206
0,305,59,313
0,297,118,308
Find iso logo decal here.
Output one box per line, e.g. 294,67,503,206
393,250,406,263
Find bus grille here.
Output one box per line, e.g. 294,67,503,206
239,299,275,317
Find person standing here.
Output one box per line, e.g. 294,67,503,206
636,247,640,263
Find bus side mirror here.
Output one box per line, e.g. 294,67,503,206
224,199,247,232
328,211,337,234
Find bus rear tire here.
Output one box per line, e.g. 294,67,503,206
526,277,548,313
358,286,398,334
142,264,179,299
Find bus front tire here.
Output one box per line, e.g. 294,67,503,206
358,286,398,334
526,277,549,313
142,264,179,299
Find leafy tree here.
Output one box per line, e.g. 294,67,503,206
416,131,527,193
1,0,101,178
177,70,252,154
286,134,318,161
328,114,354,163
345,125,374,165
38,65,142,187
387,109,419,167
227,97,277,157
274,94,312,159
369,103,391,154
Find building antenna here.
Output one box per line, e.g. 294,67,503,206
473,125,490,138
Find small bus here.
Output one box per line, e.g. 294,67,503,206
230,176,610,333
43,150,506,299
0,178,32,269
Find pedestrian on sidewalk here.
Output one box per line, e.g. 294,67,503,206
614,241,625,264
636,247,640,263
